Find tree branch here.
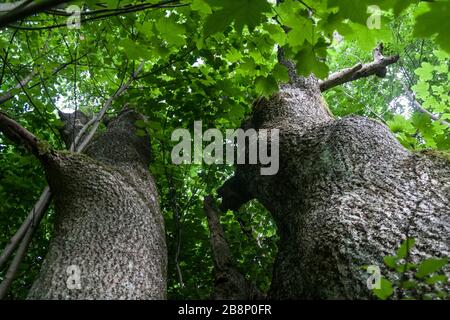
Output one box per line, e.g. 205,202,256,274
319,51,400,92
0,111,50,160
0,186,51,272
0,69,37,105
0,0,71,29
204,196,261,300
413,100,450,129
6,1,187,31
76,60,145,152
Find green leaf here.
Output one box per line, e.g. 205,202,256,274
395,263,416,273
286,17,314,48
155,17,186,46
425,274,447,285
328,0,371,24
415,62,434,82
295,46,329,79
383,256,397,269
272,64,289,83
373,277,394,300
412,81,430,100
255,75,278,97
414,2,450,53
346,21,392,51
135,129,147,137
387,116,416,135
191,0,212,14
263,23,286,46
396,238,415,259
135,120,146,128
415,258,448,279
118,39,152,60
204,0,272,34
400,280,417,289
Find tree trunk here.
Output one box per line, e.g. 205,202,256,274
27,110,167,299
219,77,450,299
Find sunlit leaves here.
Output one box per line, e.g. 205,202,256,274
414,62,434,82
155,16,186,47
190,0,212,15
344,21,392,51
388,115,416,135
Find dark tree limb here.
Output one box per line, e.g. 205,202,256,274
217,176,253,212
6,1,187,31
204,196,262,300
0,69,37,105
0,0,71,29
319,45,400,92
0,111,52,161
0,186,51,271
0,186,50,299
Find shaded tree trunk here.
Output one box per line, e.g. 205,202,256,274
27,110,167,299
219,77,450,299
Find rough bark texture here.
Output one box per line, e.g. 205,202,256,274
28,110,167,299
220,78,450,299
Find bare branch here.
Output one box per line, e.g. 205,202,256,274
0,69,37,105
412,100,450,129
320,44,400,92
0,0,71,29
0,186,51,271
6,1,187,31
0,208,42,299
204,196,261,299
76,60,145,152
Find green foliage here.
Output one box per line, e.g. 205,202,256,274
414,1,450,53
0,0,449,300
372,238,449,300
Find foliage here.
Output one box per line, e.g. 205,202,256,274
0,0,449,299
372,238,448,300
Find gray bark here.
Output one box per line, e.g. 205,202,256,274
220,78,450,299
27,110,167,299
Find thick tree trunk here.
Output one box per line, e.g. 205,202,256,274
27,110,167,299
220,78,450,299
